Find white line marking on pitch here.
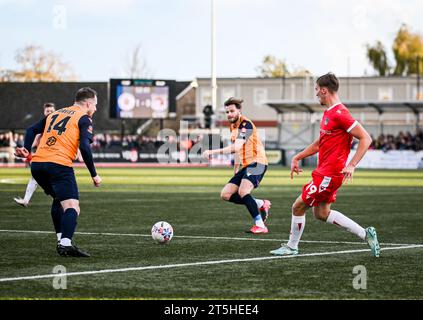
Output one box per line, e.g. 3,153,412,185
0,179,23,184
0,245,422,283
0,229,417,247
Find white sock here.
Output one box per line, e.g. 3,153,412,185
326,210,366,240
254,215,266,228
287,215,305,250
60,238,72,246
255,199,264,209
23,177,38,203
56,233,62,241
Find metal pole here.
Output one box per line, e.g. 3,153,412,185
277,112,283,149
211,0,217,114
417,56,421,100
121,120,125,143
347,56,351,100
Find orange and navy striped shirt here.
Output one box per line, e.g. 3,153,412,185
230,115,268,167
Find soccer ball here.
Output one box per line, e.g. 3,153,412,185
151,221,174,244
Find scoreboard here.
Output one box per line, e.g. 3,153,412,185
109,79,176,119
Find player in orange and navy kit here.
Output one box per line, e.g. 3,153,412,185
13,102,56,207
270,73,380,257
15,87,101,257
202,97,271,234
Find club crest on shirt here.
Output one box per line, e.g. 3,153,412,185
46,136,57,146
324,118,329,125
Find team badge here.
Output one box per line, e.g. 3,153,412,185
87,126,93,134
46,136,57,146
324,118,329,125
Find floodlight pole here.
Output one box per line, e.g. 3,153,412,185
347,56,351,100
417,56,421,100
211,0,217,117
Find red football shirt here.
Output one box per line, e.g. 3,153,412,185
315,103,358,176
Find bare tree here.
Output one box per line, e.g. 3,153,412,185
125,44,151,78
1,45,76,82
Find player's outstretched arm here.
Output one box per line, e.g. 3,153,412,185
15,118,47,160
78,115,99,183
341,123,372,183
290,138,320,179
79,138,97,173
234,162,240,174
202,139,245,159
22,118,47,153
92,175,102,187
202,146,230,159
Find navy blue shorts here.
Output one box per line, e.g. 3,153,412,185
31,162,79,201
228,162,267,188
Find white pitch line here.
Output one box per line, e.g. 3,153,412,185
0,245,422,283
0,229,417,247
0,179,23,184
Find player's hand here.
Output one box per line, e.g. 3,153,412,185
92,175,102,187
14,147,29,159
202,150,212,159
24,153,32,163
341,164,355,183
290,157,303,179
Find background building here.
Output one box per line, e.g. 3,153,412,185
189,76,423,149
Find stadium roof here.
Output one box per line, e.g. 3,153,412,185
264,100,423,115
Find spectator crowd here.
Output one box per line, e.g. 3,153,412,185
2,129,423,163
367,130,423,151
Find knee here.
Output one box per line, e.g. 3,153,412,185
291,203,304,216
67,206,80,216
238,189,250,199
61,200,80,216
71,206,81,216
313,208,329,221
220,191,232,201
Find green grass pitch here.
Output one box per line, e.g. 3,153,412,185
0,167,422,299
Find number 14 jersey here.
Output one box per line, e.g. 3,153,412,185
32,106,93,167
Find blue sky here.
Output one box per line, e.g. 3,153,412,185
1,0,422,81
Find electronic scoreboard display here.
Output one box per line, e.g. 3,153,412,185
109,79,176,119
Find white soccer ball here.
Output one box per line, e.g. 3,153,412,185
151,221,174,244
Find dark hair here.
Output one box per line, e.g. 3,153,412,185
224,97,243,109
43,102,56,109
75,87,97,102
316,73,339,93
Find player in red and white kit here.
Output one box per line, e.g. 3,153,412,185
270,73,380,257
